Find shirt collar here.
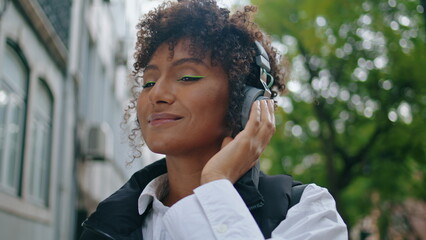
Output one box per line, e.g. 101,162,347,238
136,160,264,214
138,173,169,215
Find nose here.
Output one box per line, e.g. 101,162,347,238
147,77,175,105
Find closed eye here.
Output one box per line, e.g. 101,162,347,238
142,81,156,88
177,75,205,82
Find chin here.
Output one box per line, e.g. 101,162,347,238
145,139,179,155
145,142,167,155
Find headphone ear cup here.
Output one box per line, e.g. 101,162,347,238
241,86,269,129
239,41,273,131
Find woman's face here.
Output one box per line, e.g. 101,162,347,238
137,39,229,157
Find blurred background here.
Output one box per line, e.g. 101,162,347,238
0,0,424,239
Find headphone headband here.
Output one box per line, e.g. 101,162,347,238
254,41,271,72
253,41,274,93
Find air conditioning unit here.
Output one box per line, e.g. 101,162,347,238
86,123,113,161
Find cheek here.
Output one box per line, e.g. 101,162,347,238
190,87,229,125
136,94,148,128
136,91,148,111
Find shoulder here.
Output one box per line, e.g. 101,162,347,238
271,184,348,239
298,184,338,209
290,183,345,224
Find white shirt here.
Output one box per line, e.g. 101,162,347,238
138,174,348,240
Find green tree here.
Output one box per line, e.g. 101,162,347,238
253,0,426,235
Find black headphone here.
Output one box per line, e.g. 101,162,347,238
240,41,274,129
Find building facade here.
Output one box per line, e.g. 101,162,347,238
0,0,152,239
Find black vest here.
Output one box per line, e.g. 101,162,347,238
80,159,301,240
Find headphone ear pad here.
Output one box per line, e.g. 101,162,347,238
241,86,267,129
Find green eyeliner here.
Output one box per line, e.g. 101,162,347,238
142,81,156,88
183,75,205,78
178,75,205,81
142,75,204,88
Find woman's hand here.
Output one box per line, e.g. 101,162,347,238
200,99,276,185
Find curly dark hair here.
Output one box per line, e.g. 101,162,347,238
123,0,287,161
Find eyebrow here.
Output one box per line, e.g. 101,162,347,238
172,57,208,68
143,57,208,73
143,64,159,73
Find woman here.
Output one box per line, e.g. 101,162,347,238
80,1,348,239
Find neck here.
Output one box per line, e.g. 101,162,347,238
162,146,220,207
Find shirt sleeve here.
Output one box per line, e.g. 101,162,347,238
162,180,348,240
271,184,348,240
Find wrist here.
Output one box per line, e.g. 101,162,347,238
200,172,229,185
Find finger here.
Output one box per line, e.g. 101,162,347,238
257,100,275,143
245,100,261,131
260,100,271,123
268,100,275,126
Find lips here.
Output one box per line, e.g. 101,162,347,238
148,113,183,126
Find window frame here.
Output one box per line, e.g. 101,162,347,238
0,39,29,197
27,78,54,207
0,38,59,224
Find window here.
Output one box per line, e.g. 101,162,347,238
0,37,59,222
0,43,28,196
28,79,53,206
